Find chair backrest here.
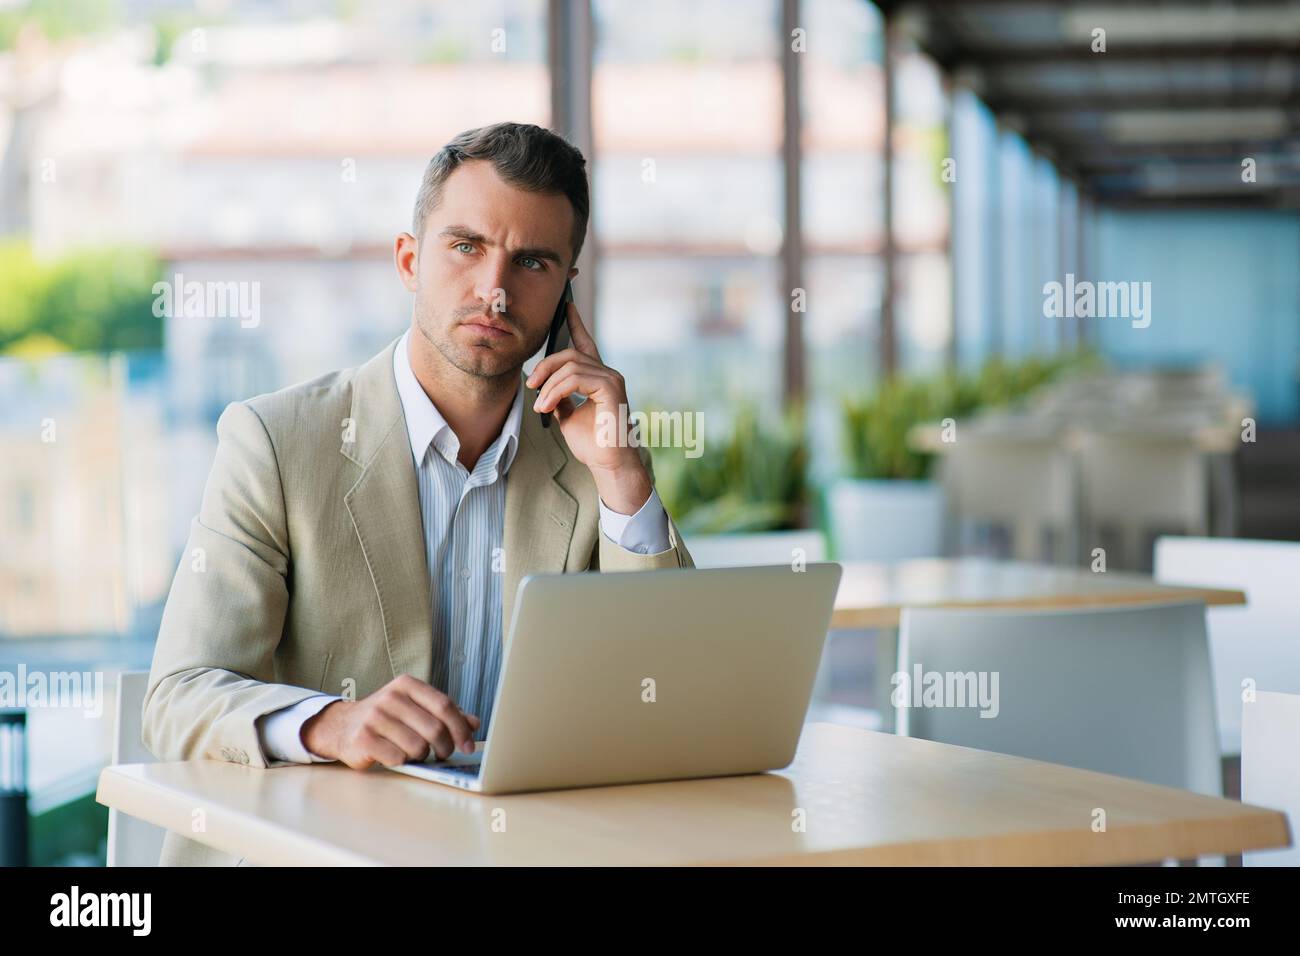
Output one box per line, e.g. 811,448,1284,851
1076,430,1208,530
684,530,826,569
1146,365,1227,401
107,670,166,867
945,430,1076,529
1155,536,1300,756
897,601,1221,797
1242,690,1300,866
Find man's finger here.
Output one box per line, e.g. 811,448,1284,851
526,348,591,390
367,709,434,761
536,370,618,414
533,358,604,397
565,301,601,361
551,395,578,424
404,682,475,752
385,693,456,754
364,735,411,769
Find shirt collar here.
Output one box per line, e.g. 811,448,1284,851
392,329,523,478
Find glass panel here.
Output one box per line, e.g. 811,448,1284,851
592,0,783,429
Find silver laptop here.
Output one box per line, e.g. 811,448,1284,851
387,563,842,794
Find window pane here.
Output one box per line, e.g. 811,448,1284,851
952,88,998,369
801,0,884,477
893,48,952,370
592,0,782,427
806,254,882,480
1,2,550,641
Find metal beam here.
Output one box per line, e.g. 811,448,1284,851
881,10,899,379
1097,193,1294,208
1032,137,1300,163
988,93,1300,114
947,42,1300,69
943,69,958,370
547,0,597,333
780,0,805,407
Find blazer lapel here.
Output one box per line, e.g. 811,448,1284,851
502,379,578,635
340,341,577,675
342,337,435,684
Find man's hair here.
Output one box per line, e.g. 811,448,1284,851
412,122,590,267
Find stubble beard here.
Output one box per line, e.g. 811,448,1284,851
414,297,548,389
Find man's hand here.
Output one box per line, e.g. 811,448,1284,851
301,674,481,770
526,301,652,514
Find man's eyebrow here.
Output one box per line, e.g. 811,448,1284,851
437,225,565,265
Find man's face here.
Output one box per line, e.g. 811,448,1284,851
405,159,577,381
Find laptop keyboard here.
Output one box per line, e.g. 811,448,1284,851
435,762,481,776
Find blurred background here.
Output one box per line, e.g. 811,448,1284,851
1,0,1298,863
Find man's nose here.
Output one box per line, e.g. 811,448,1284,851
473,255,512,314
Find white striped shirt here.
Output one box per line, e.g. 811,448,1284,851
398,327,522,743
257,330,669,763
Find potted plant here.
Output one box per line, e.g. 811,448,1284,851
829,375,949,561
648,404,826,567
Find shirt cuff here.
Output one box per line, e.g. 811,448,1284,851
256,694,342,764
598,486,672,555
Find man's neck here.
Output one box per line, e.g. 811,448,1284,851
407,327,519,473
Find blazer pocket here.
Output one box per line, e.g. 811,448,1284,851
318,652,333,694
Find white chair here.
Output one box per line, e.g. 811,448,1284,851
1146,365,1226,402
940,425,1077,563
897,601,1221,798
683,530,826,568
1242,690,1300,866
107,671,166,867
1077,430,1210,570
1155,536,1300,758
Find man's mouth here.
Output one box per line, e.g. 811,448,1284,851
461,316,513,339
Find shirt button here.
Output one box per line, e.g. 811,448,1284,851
453,652,466,665
460,567,470,580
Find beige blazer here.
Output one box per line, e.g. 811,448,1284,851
143,335,694,866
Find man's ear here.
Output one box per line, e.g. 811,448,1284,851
395,232,420,292
568,266,580,280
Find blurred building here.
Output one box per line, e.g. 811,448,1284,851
0,0,948,565
0,353,170,638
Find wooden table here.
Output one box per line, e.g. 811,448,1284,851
830,557,1246,630
96,723,1288,866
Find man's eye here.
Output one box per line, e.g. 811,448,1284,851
455,242,475,254
518,257,541,271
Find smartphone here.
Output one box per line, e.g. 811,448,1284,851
539,279,574,428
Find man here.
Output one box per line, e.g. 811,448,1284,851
143,122,694,866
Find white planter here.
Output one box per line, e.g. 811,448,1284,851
827,479,944,561
683,530,828,569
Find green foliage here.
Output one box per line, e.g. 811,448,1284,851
420,37,472,63
651,404,809,534
29,789,109,866
0,240,162,354
0,0,119,51
151,15,186,66
648,352,1098,534
842,374,947,481
842,351,1098,480
153,11,233,65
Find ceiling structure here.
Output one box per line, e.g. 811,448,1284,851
877,0,1300,207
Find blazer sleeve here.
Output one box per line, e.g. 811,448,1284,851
141,400,328,769
592,444,695,573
